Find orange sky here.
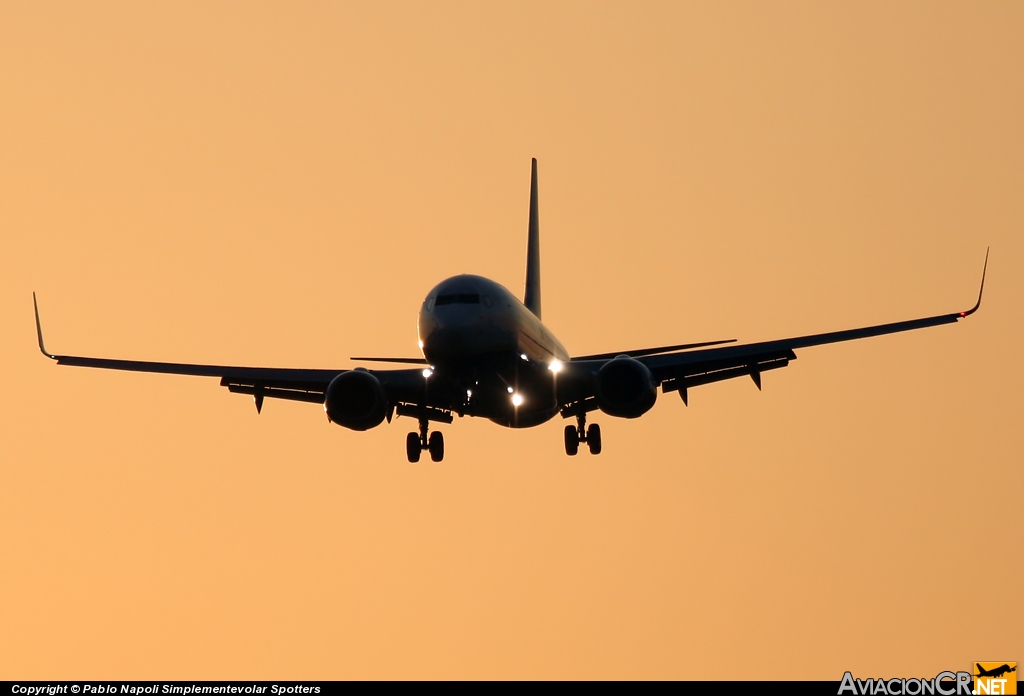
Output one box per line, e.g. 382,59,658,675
1,1,1021,679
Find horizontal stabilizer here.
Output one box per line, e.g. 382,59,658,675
350,356,430,365
573,339,737,362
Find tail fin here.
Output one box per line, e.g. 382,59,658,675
524,158,541,319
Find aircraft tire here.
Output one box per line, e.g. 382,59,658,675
564,425,579,456
406,432,422,463
428,431,444,462
587,423,602,455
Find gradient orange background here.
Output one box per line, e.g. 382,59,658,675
1,1,1021,680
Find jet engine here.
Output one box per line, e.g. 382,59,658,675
594,357,657,418
324,370,388,430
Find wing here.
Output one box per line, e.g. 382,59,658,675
560,250,988,411
32,294,430,413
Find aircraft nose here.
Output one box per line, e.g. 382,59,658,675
422,311,514,359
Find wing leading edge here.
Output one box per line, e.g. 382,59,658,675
32,295,439,415
33,249,988,420
642,249,988,400
32,295,453,417
33,293,342,408
558,250,988,412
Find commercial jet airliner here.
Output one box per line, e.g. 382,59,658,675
34,160,987,462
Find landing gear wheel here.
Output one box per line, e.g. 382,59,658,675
564,425,579,456
406,432,421,463
587,423,602,455
428,431,445,462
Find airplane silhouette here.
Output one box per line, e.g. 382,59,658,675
976,665,1016,679
33,159,988,462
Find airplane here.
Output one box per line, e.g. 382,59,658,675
33,159,988,463
975,665,1016,679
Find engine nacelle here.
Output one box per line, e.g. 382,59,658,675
324,370,388,431
595,357,657,418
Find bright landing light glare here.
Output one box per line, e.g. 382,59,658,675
548,360,563,373
422,368,433,379
511,393,524,407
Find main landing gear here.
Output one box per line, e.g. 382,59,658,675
407,417,444,463
564,412,601,456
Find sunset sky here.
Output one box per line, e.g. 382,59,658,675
1,1,1021,679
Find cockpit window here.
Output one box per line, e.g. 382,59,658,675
435,293,481,306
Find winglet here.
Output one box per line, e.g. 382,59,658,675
33,292,56,359
959,247,989,318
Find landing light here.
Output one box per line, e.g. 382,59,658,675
548,360,563,374
511,393,524,407
507,386,514,393
520,353,528,361
422,368,433,379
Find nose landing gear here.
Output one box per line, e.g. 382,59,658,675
407,417,445,463
564,413,601,456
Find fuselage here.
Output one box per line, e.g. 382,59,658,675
417,274,570,428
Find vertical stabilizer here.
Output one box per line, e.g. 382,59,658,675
524,158,541,319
